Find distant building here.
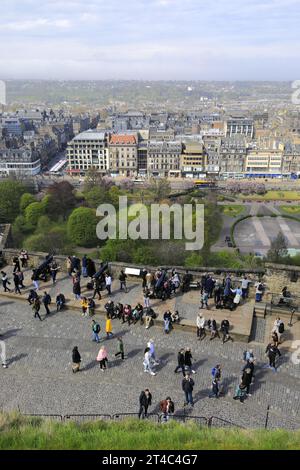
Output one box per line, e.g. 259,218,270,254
180,142,206,178
225,116,254,138
245,146,283,176
67,130,108,175
0,147,41,176
108,134,138,177
147,141,182,177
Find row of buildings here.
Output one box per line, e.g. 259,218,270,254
66,128,300,178
0,110,94,176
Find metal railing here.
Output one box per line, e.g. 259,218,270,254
20,410,300,430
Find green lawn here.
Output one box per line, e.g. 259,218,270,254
0,413,299,450
280,206,300,215
239,191,300,201
222,205,245,217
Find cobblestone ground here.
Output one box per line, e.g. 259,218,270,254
0,296,300,430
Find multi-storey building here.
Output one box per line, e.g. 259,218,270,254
0,146,41,176
282,143,300,175
180,142,206,178
108,134,138,177
225,116,254,138
147,141,182,177
245,147,283,176
67,130,108,175
219,138,247,175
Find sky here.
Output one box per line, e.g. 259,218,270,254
0,0,300,80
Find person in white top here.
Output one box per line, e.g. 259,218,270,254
105,273,112,296
196,313,206,340
241,276,250,299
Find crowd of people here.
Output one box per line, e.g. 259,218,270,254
0,251,286,419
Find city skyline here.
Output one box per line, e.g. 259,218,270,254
0,0,300,81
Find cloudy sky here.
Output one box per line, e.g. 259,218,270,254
0,0,299,80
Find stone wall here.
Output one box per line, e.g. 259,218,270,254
264,263,300,297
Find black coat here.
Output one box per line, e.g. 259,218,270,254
241,371,252,387
139,391,152,408
177,352,185,366
182,378,194,393
72,349,81,363
184,351,193,367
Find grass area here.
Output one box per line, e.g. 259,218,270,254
0,413,299,450
221,205,245,217
238,190,300,201
280,206,300,215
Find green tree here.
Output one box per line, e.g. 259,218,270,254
67,207,98,247
20,193,36,213
267,231,288,263
24,202,45,227
47,181,77,220
84,186,109,208
0,180,26,223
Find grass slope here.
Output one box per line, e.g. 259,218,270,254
0,413,299,450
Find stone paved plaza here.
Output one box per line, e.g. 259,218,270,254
1,287,300,429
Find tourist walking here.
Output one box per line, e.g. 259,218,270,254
97,346,108,371
1,271,11,292
73,277,81,300
265,342,281,371
42,292,51,315
50,260,59,284
72,346,81,373
105,315,113,339
184,347,195,374
200,290,209,309
143,347,156,376
115,337,125,360
209,378,219,398
241,368,253,396
13,273,21,295
174,348,185,375
92,320,101,343
32,297,42,321
147,339,159,365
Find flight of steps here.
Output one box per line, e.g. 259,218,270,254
253,302,266,318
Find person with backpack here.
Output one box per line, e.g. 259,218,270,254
182,373,194,407
211,364,222,381
42,291,51,315
273,317,284,343
174,348,185,375
1,271,11,292
243,349,254,363
92,320,101,343
115,337,125,361
265,342,281,371
28,289,38,305
255,281,264,302
72,346,81,373
138,389,152,419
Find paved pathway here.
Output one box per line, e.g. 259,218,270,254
0,298,299,429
